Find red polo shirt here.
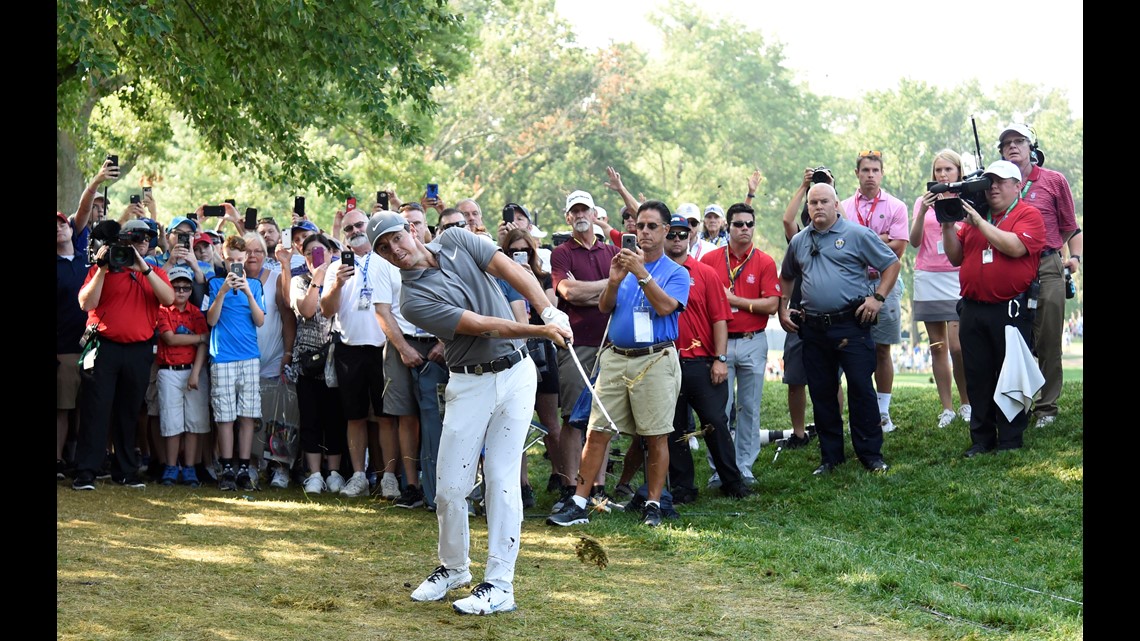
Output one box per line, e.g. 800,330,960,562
156,303,209,366
675,257,732,358
1022,165,1077,250
699,244,780,333
957,200,1046,303
83,266,171,343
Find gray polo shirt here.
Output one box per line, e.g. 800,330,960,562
399,227,523,368
781,216,898,314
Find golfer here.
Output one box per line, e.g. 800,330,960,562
368,210,572,615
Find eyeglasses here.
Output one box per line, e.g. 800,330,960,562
172,285,193,292
688,220,700,227
635,222,661,231
731,220,755,228
858,150,883,159
342,221,367,234
665,230,690,240
1000,137,1029,149
440,220,466,231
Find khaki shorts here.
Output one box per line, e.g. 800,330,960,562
57,353,82,410
588,346,681,437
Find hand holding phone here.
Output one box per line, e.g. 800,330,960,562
203,205,225,217
512,251,529,265
311,245,325,267
130,194,142,205
294,196,306,217
244,208,259,231
341,250,355,268
377,191,389,211
346,197,357,212
622,234,638,251
425,183,439,200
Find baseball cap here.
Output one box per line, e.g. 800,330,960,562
529,224,548,239
204,229,224,244
167,216,198,234
668,214,689,229
998,122,1034,146
982,160,1022,182
193,233,213,247
366,210,409,249
290,220,319,236
565,190,596,213
592,224,604,238
677,203,700,221
57,212,69,225
594,206,607,221
166,264,195,282
122,219,156,235
704,204,725,217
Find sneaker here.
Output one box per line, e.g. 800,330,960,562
218,466,237,491
410,565,472,602
588,485,619,513
880,413,896,433
269,466,290,489
180,466,200,488
302,472,325,493
325,470,346,493
236,465,255,491
613,482,635,501
520,485,536,509
1034,415,1056,429
642,502,663,527
380,472,400,500
396,485,425,509
115,475,146,488
340,471,370,497
958,404,972,423
161,465,180,486
96,456,113,480
706,472,721,489
784,432,814,449
72,471,96,491
550,485,576,514
937,409,956,429
452,582,517,615
546,499,590,527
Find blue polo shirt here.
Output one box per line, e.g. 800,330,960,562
206,276,265,363
607,255,689,348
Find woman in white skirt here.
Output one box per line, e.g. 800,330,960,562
910,149,971,428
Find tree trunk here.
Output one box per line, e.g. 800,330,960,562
57,129,83,216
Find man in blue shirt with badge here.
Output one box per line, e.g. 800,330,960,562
547,200,690,528
778,183,899,476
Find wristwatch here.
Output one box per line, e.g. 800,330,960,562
872,292,886,302
716,354,727,363
637,273,653,287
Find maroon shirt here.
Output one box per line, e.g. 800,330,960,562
957,200,1046,303
550,238,620,346
675,256,732,359
83,266,171,343
1022,165,1077,251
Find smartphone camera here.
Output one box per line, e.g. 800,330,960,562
106,154,119,167
177,232,190,249
341,250,354,267
622,234,637,251
244,207,259,231
229,263,244,278
294,196,306,217
377,191,389,211
512,251,529,265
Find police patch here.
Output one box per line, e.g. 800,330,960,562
834,238,846,249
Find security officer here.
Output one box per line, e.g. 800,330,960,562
778,183,899,475
941,160,1046,456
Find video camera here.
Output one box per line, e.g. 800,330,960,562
87,220,147,271
928,173,991,223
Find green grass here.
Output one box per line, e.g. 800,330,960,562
57,381,1083,641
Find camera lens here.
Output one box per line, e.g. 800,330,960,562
811,167,831,184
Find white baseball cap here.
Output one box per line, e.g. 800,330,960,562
677,202,700,222
565,190,596,213
998,123,1034,147
982,160,1022,182
594,206,607,221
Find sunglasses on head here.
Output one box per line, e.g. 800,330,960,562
858,149,883,159
342,220,367,234
635,222,661,231
665,230,690,240
731,220,755,228
440,220,466,231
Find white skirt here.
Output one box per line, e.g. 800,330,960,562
913,270,961,322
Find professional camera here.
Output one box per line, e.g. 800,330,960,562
811,166,833,184
928,173,991,223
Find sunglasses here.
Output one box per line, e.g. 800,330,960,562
172,285,193,292
342,220,367,234
858,149,883,159
621,212,633,220
635,222,661,231
731,220,755,228
1000,137,1029,149
688,220,700,227
440,220,466,231
665,230,690,240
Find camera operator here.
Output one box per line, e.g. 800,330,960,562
996,123,1080,429
71,219,175,490
941,161,1045,457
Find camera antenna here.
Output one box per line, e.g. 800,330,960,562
970,115,985,174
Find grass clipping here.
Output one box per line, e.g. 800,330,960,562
575,535,608,569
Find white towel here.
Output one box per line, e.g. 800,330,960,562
994,325,1045,421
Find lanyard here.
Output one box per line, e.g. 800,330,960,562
725,245,755,291
855,191,880,227
359,252,371,281
989,198,1020,228
1019,179,1034,199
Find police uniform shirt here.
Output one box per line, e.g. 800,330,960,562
398,227,522,368
781,216,898,314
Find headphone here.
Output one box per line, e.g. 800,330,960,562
999,124,1046,167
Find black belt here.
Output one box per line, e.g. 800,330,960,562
802,306,859,328
449,348,527,375
728,330,763,339
610,340,674,357
681,356,715,362
403,335,437,342
159,363,193,371
1041,248,1059,257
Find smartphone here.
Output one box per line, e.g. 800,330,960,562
502,208,515,225
187,212,198,221
142,186,152,196
244,207,258,230
294,196,306,217
311,245,325,266
203,205,225,217
225,199,236,208
229,263,244,278
512,251,529,265
130,194,141,205
425,183,439,200
346,196,357,212
106,154,118,167
377,191,389,211
341,250,354,267
622,233,637,251
177,232,191,249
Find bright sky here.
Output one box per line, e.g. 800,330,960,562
554,0,1083,118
